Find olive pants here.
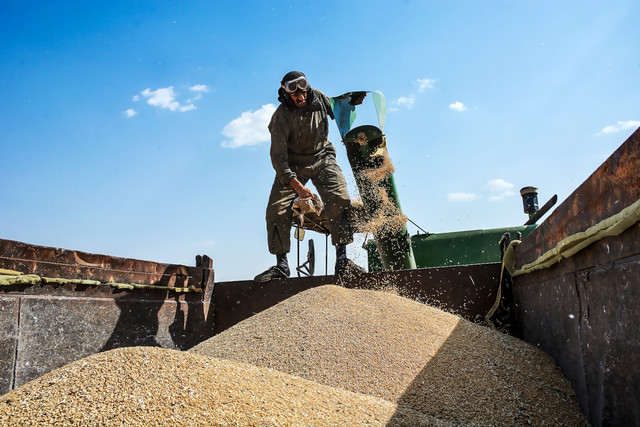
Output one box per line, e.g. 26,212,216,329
266,154,353,255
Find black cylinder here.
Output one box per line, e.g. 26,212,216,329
520,186,539,217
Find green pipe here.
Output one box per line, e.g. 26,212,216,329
342,125,416,271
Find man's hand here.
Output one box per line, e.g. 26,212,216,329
290,178,314,199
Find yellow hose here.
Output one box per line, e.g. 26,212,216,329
487,197,640,326
507,197,640,277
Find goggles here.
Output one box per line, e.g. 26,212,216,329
281,76,309,94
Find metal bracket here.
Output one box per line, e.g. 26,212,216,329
296,239,315,277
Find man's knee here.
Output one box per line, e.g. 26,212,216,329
267,222,291,255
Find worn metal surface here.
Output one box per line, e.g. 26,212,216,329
512,127,640,426
515,128,640,279
0,298,19,394
0,238,208,291
214,263,502,334
0,287,214,394
10,293,212,391
0,239,216,395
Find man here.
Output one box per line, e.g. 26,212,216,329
254,71,366,282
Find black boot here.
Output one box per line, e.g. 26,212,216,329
254,254,290,282
254,265,290,282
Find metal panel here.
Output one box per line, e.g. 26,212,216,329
514,274,588,415
0,238,206,290
214,263,501,334
11,293,214,389
512,127,640,426
515,128,640,277
577,256,640,425
0,298,19,395
0,239,216,392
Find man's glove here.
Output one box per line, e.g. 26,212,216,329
349,92,367,106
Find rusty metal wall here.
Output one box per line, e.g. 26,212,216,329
512,128,640,426
0,240,215,395
0,239,211,289
0,291,214,394
0,297,19,395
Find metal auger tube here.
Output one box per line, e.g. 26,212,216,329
342,125,416,271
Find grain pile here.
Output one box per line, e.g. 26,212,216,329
191,285,589,426
1,285,589,426
0,346,446,426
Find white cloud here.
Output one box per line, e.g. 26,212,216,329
488,190,516,201
186,94,202,103
394,96,415,109
449,101,466,112
389,77,436,112
187,84,209,103
221,104,277,148
417,78,437,92
137,84,208,113
189,84,209,92
598,120,640,135
141,86,181,111
132,95,140,102
124,108,137,118
486,179,516,201
197,239,216,248
448,179,515,203
486,178,514,192
447,192,478,202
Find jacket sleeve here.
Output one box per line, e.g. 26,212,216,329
316,90,335,120
268,108,296,185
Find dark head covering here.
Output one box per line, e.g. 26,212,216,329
280,71,306,88
277,71,315,108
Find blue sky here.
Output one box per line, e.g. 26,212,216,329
1,1,639,282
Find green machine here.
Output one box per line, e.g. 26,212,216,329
366,225,537,272
331,91,556,273
332,91,416,271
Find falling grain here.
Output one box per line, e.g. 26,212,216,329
351,147,409,239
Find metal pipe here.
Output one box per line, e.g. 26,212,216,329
342,125,416,271
524,194,558,225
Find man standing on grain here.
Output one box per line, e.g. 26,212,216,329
254,71,366,282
